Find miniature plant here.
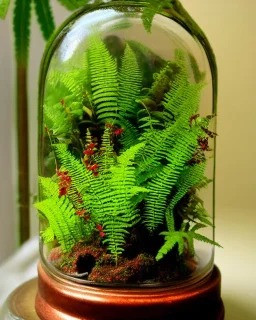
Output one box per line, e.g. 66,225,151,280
35,33,220,283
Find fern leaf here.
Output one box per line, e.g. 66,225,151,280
39,177,59,199
119,117,140,151
98,126,116,174
94,143,147,260
156,231,186,261
165,163,206,230
192,233,222,248
143,130,198,232
33,0,55,40
13,0,32,65
0,0,10,19
118,44,142,117
156,225,222,261
142,0,173,33
87,35,119,122
41,226,55,243
35,196,86,252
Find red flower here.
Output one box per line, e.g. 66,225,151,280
93,171,99,177
87,143,96,149
59,187,67,196
88,164,98,171
114,128,124,136
99,232,105,238
76,209,86,217
96,225,103,231
84,149,94,155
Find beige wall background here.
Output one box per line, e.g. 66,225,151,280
0,1,255,318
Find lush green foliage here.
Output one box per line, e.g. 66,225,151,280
36,33,218,264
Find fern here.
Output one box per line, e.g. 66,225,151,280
142,0,173,33
143,130,198,232
119,117,140,151
156,223,221,261
87,35,119,121
98,126,116,174
35,196,86,252
39,176,59,199
118,44,142,117
166,162,206,230
100,143,148,262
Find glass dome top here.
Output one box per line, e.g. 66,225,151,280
36,1,219,287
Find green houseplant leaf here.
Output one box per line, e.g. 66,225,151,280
0,0,11,19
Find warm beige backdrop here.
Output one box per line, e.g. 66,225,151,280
0,1,255,318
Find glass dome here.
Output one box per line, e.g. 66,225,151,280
36,0,219,287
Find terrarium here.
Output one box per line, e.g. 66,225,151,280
34,1,222,319
37,3,219,286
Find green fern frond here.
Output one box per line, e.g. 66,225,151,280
33,0,55,41
164,162,206,231
54,144,91,195
41,226,55,244
39,176,59,199
151,61,179,104
44,102,72,136
156,224,221,261
94,143,147,260
35,196,86,252
118,44,142,117
142,0,173,33
98,126,116,174
87,35,119,121
143,130,198,232
119,117,140,151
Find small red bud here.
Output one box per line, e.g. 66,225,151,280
84,149,94,155
87,143,96,149
96,225,103,231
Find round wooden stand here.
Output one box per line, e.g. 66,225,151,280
35,263,224,320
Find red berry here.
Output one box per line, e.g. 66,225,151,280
84,149,94,155
96,225,103,231
59,187,67,196
114,128,124,136
89,164,98,171
87,143,96,149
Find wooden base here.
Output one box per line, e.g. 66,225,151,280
35,263,224,320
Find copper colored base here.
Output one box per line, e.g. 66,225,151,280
36,263,224,320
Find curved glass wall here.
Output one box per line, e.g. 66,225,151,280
37,1,219,286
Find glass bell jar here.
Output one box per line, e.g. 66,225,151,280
37,0,220,289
